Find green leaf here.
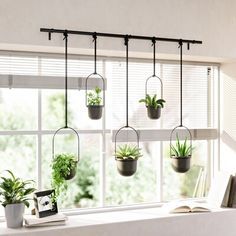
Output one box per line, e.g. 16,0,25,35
171,134,193,158
51,153,77,198
87,86,102,106
139,94,166,109
0,170,35,206
115,144,142,160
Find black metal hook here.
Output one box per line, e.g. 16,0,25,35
92,32,97,41
124,34,129,45
151,36,156,45
178,39,183,48
48,28,54,40
63,30,68,40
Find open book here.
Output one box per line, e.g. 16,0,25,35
170,204,210,213
162,200,211,214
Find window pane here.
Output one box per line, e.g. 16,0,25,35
105,135,158,205
108,61,161,129
0,89,37,130
42,89,102,130
163,140,209,200
110,61,210,130
41,134,100,209
162,64,208,128
0,135,36,216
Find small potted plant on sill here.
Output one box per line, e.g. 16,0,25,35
0,170,35,228
87,86,103,120
170,135,193,173
139,94,165,119
115,144,142,176
51,153,77,198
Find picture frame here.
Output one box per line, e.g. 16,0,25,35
33,189,58,218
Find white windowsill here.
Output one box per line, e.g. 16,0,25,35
1,207,236,236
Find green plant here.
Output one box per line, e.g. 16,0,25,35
0,170,35,207
87,86,102,106
139,94,165,109
171,135,193,157
115,144,142,160
51,153,77,197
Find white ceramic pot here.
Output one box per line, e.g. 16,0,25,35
5,203,25,228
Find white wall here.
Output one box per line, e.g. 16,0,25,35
1,0,236,61
220,63,236,172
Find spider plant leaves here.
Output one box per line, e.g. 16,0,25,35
115,144,142,160
171,135,193,158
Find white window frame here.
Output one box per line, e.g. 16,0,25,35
0,52,220,215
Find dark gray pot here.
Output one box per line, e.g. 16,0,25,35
116,159,137,177
171,156,191,173
63,166,77,180
88,105,103,120
147,106,161,119
5,203,25,228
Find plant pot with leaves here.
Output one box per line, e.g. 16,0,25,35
170,135,193,173
139,94,165,119
115,144,142,176
0,170,35,228
52,153,77,198
87,86,103,120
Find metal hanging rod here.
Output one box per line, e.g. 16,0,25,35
41,28,202,45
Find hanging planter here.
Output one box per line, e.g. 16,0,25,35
171,156,191,173
139,94,165,119
170,127,193,173
169,40,193,173
114,127,141,177
86,79,105,120
86,33,105,120
114,36,141,177
88,105,103,120
139,38,165,120
52,127,80,197
51,32,80,198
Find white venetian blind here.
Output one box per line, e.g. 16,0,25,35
107,60,162,129
0,55,103,89
110,61,212,129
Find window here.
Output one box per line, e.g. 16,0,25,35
0,53,219,216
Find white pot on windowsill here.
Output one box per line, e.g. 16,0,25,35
5,203,25,228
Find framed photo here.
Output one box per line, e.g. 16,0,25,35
34,189,58,218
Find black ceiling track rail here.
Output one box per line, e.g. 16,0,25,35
41,28,202,45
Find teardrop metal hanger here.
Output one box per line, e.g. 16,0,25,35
170,40,192,160
52,31,80,164
114,35,139,161
85,32,105,108
145,37,163,99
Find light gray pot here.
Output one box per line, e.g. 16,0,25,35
5,203,25,228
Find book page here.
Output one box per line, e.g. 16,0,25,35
170,206,191,213
162,200,211,214
191,206,211,212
